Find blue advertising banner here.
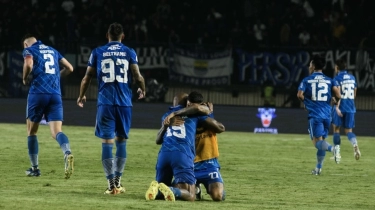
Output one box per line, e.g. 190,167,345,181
235,49,375,91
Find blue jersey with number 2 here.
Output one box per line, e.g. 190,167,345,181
298,72,333,119
22,41,63,95
88,41,138,106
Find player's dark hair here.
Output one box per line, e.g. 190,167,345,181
21,34,36,47
335,59,346,70
311,54,326,70
108,22,124,40
188,91,204,103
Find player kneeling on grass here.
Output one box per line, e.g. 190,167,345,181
145,92,225,201
166,99,226,201
194,103,225,201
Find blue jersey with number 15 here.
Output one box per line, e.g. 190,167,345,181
298,72,333,120
88,41,138,106
22,41,63,95
160,105,209,160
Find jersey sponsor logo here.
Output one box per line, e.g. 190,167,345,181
39,44,48,49
107,44,121,50
314,75,324,80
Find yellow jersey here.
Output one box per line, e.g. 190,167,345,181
194,127,219,163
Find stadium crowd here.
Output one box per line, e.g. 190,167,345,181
0,0,374,50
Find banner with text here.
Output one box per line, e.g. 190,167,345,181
169,47,232,86
235,49,375,91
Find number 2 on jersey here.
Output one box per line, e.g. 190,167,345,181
311,83,328,101
101,58,129,83
44,54,55,74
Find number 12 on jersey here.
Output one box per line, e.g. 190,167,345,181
311,82,328,101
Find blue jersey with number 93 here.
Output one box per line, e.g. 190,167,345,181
88,41,138,106
298,72,333,119
23,41,63,95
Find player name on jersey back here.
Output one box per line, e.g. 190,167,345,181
307,75,331,84
340,80,355,84
102,51,126,57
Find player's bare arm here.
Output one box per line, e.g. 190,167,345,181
297,90,304,102
22,56,33,85
77,66,95,107
335,97,343,117
156,125,167,145
130,64,146,99
59,58,74,77
205,102,213,113
332,86,341,105
156,116,185,144
202,117,225,133
163,104,211,125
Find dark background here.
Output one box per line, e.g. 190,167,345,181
1,98,373,136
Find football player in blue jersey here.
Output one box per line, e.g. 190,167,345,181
331,59,361,160
22,34,74,179
77,22,146,194
297,54,342,175
161,95,225,201
145,92,225,201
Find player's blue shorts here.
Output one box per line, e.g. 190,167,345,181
195,167,224,194
156,151,195,185
95,105,131,139
331,110,355,129
27,93,63,122
308,118,330,140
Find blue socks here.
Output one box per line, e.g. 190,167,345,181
56,132,71,155
114,141,127,177
347,132,357,145
316,150,326,169
315,140,332,152
333,133,341,146
102,143,114,180
169,187,182,198
28,135,39,168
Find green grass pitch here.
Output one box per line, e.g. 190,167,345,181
0,123,374,210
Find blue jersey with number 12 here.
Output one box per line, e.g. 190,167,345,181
298,72,333,119
88,41,138,106
22,41,63,95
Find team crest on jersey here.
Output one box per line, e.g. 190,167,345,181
107,44,121,50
